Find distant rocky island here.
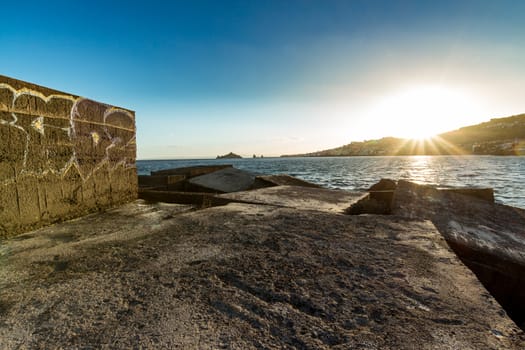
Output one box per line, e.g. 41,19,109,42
283,113,525,157
217,152,242,159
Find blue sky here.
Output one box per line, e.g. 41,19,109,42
1,0,524,158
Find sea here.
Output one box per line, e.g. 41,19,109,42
137,156,525,209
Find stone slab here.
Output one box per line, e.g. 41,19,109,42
438,187,495,202
152,164,232,178
219,185,368,213
188,167,256,193
392,180,525,328
0,199,522,348
392,181,525,268
138,175,186,188
138,189,231,207
252,174,322,189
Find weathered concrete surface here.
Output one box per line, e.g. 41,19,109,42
138,174,186,190
392,181,525,266
0,75,137,238
1,197,523,349
152,164,232,178
220,185,367,213
252,174,322,189
390,180,525,329
139,185,366,213
438,187,495,202
188,167,257,193
141,166,262,193
138,188,232,207
140,167,324,194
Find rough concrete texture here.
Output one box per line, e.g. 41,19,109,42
0,75,137,238
139,166,325,194
391,180,525,329
138,189,232,207
0,195,523,349
392,181,525,268
220,185,367,213
438,187,494,202
252,174,322,189
138,174,186,190
188,167,257,193
152,164,232,178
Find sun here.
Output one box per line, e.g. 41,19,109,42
366,85,479,140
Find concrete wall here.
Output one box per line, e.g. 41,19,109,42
0,75,137,238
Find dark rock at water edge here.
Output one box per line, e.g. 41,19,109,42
368,178,397,191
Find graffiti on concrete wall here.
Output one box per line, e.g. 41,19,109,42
0,83,136,183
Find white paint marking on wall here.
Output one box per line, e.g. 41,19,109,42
31,116,45,135
91,131,100,146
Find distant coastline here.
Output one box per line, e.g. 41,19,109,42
282,114,525,157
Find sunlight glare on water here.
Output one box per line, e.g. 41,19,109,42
406,156,436,184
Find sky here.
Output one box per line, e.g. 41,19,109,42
1,0,524,159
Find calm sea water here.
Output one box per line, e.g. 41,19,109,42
137,156,525,209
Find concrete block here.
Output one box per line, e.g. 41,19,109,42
152,164,232,178
0,74,137,237
439,187,494,202
138,189,232,207
188,167,256,193
138,175,186,189
252,174,322,189
369,190,395,203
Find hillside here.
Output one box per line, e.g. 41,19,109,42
440,114,525,155
283,114,525,157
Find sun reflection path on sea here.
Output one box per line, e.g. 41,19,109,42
404,156,437,184
399,155,488,188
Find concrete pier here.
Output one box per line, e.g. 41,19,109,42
0,185,523,348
